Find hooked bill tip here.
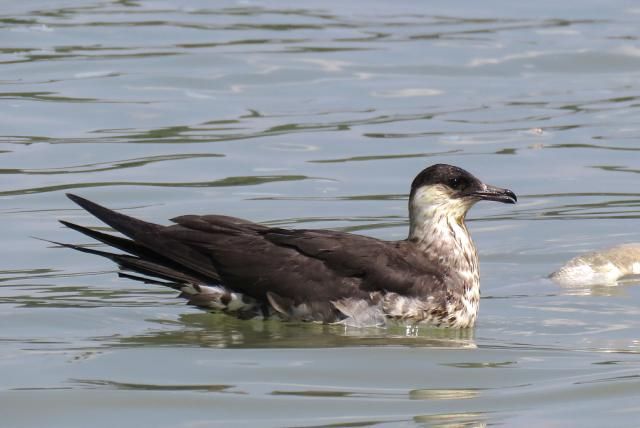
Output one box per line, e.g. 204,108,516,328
473,186,517,204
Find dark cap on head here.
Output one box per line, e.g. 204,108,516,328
410,164,517,204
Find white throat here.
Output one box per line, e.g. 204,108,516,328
408,184,482,327
408,185,479,275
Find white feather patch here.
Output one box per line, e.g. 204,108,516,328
180,284,258,313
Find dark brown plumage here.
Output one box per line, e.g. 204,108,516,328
52,164,516,327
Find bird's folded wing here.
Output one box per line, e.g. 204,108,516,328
261,229,448,297
163,217,450,300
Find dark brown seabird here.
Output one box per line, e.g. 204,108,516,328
52,164,516,328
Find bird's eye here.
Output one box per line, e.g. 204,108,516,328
449,177,461,189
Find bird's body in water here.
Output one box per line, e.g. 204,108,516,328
551,243,640,286
51,164,516,328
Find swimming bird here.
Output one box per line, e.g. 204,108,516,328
550,243,640,287
52,164,516,328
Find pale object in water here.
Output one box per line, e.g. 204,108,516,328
550,243,640,286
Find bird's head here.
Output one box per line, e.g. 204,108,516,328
409,164,517,229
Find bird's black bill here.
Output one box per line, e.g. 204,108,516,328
472,184,517,204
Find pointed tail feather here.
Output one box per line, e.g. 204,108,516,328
43,239,261,316
65,194,222,283
60,220,159,260
55,194,264,317
66,193,160,241
59,220,212,283
118,272,183,289
40,238,203,285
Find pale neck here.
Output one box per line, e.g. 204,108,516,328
408,201,478,274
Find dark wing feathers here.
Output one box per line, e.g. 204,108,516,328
66,193,159,241
66,194,222,282
171,214,268,233
61,193,446,308
59,220,183,270
42,238,203,285
262,229,446,296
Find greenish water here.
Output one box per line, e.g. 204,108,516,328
3,1,640,426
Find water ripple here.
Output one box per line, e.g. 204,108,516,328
0,175,313,197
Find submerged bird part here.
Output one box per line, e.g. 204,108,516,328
550,243,640,287
52,164,516,328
